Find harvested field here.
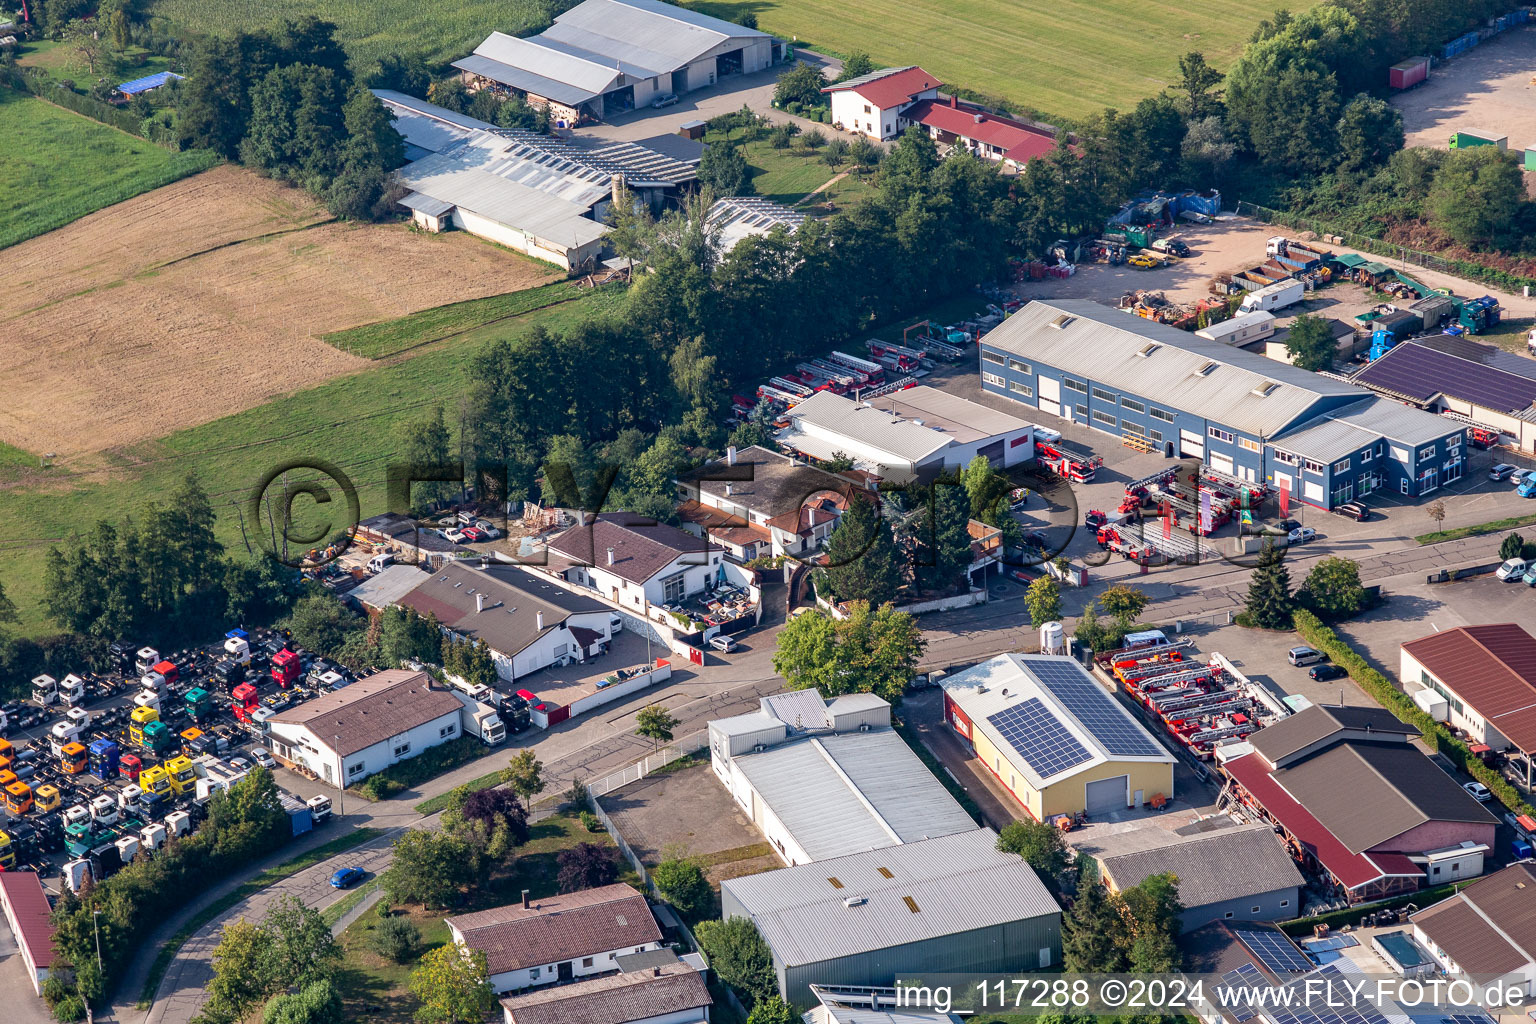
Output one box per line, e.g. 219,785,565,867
1393,26,1536,152
0,166,560,459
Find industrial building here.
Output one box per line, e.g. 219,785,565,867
447,883,663,994
1219,704,1498,904
1073,816,1304,928
721,827,1061,1009
1411,861,1536,995
1401,622,1536,787
0,870,55,996
676,444,870,562
941,654,1176,820
708,690,977,864
266,669,464,787
454,0,775,124
396,560,616,683
1353,334,1536,452
776,385,1035,483
823,66,940,141
979,300,1468,509
707,195,807,254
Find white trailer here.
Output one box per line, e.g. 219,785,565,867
1240,279,1305,314
453,692,506,746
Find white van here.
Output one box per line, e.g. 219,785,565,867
1498,558,1529,581
368,552,395,573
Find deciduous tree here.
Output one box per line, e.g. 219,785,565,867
773,603,923,705
1429,146,1524,247
557,842,620,892
1025,576,1062,628
409,945,496,1024
695,918,777,1002
1303,556,1366,619
1285,314,1336,371
500,750,545,801
635,705,680,750
651,858,710,916
997,819,1070,883
382,828,478,909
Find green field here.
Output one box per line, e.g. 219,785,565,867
0,286,624,637
0,87,219,251
322,279,593,358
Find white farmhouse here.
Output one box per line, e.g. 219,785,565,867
546,511,722,612
823,65,940,141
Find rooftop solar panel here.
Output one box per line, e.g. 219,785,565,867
1231,924,1314,973
1219,962,1263,1022
1356,343,1536,412
1030,660,1166,757
986,698,1093,779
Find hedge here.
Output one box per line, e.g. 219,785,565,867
1,67,183,148
349,734,486,800
1293,609,1534,817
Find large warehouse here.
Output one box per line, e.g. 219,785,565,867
722,828,1061,1009
709,690,978,865
1353,334,1536,452
980,300,1468,509
941,654,1176,820
455,0,776,124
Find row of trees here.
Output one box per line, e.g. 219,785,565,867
1244,543,1370,628
178,17,405,218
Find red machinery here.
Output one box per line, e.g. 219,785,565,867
271,649,301,689
1469,426,1500,449
231,683,260,723
1038,442,1103,483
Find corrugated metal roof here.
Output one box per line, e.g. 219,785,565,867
762,689,832,731
472,30,626,95
451,53,601,107
723,828,1058,967
708,195,807,252
546,0,765,73
733,729,976,861
712,710,785,737
781,391,957,464
1269,397,1461,463
868,385,1032,446
941,654,1174,792
1092,821,1305,908
400,192,455,217
401,162,607,248
983,300,1359,437
349,563,430,609
373,89,496,155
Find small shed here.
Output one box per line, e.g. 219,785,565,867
116,71,185,97
678,119,707,140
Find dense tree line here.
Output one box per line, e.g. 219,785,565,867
178,17,405,218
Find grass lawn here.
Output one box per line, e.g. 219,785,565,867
0,87,219,251
708,128,875,208
322,280,597,358
689,0,1294,122
1416,512,1536,545
16,39,175,89
0,286,623,637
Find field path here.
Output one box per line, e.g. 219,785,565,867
0,166,559,460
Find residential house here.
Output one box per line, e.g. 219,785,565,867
1411,861,1536,996
906,95,1056,169
823,66,940,141
499,960,710,1024
546,511,721,613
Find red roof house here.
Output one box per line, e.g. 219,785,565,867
0,871,56,995
906,97,1058,166
822,66,941,141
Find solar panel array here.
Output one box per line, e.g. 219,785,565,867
1438,1014,1498,1024
1231,924,1314,974
1030,660,1166,757
1268,966,1392,1024
1218,963,1262,1022
986,698,1092,779
1356,342,1536,412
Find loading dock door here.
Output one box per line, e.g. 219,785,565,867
1178,429,1204,459
1085,775,1128,814
1038,377,1062,418
1209,452,1234,476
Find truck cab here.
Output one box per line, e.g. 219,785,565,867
135,647,160,676
231,683,260,723
129,706,160,747
31,674,58,707
35,784,62,813
142,721,174,756
271,649,301,690
59,674,87,706
60,742,88,774
164,755,197,796
184,687,213,726
306,794,333,824
0,831,15,870
89,738,120,779
4,781,32,816
139,766,171,809
133,689,161,713
152,660,180,688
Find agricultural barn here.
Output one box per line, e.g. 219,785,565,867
941,654,1176,820
1400,623,1536,788
1220,704,1498,904
1411,861,1536,995
905,95,1057,169
776,385,1035,484
382,93,697,271
707,196,807,254
708,689,977,865
721,828,1061,1009
980,300,1468,510
455,0,775,125
395,560,615,684
822,66,940,141
1353,334,1536,453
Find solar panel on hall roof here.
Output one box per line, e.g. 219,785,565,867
1268,965,1393,1024
1030,660,1165,756
1218,963,1263,1021
986,698,1092,778
1230,923,1313,973
1355,342,1536,412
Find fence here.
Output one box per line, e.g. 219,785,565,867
586,729,709,798
1234,200,1536,295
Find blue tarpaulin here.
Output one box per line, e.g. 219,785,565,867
117,71,183,95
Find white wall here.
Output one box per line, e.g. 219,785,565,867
684,58,717,92
452,207,596,272
268,709,461,788
1413,921,1536,997
830,90,888,139
474,937,663,994
1401,652,1509,749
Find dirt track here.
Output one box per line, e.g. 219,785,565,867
0,165,558,460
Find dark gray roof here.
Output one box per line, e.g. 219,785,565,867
499,961,709,1024
1250,704,1417,765
547,511,709,585
679,445,858,521
397,560,608,656
1354,338,1536,412
1273,740,1497,853
268,670,462,756
1095,822,1304,908
631,133,706,166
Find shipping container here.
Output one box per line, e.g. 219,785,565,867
1450,129,1508,150
1389,57,1429,90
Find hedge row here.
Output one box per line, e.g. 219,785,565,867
2,67,181,148
1293,608,1534,817
349,734,486,800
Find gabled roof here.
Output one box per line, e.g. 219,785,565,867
267,670,462,756
499,961,709,1024
823,66,941,109
1412,861,1536,975
981,300,1363,437
469,30,628,95
1249,703,1416,767
1402,623,1536,752
0,871,55,967
547,511,710,585
1354,335,1536,413
397,560,609,657
1269,396,1462,463
679,444,859,520
448,884,659,976
1092,821,1305,908
905,98,1057,163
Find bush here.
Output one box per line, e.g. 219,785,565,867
369,915,422,963
580,810,604,832
564,780,589,810
52,996,86,1023
651,858,711,918
352,736,484,800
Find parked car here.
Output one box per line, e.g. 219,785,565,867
250,747,276,769
652,93,679,108
1275,518,1301,532
227,757,252,774
1309,664,1347,681
1498,558,1529,581
474,520,503,539
460,527,484,543
1518,477,1536,499
1128,253,1161,269
329,866,366,888
1490,463,1519,481
456,510,476,525
1463,781,1493,803
1287,526,1316,545
1523,565,1536,587
1332,502,1370,521
1513,470,1532,486
442,527,468,544
709,635,738,653
1287,646,1323,667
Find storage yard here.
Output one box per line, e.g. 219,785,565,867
0,166,560,460
1393,24,1536,154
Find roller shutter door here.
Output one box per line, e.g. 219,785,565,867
1210,453,1235,475
1085,775,1128,814
1179,429,1204,459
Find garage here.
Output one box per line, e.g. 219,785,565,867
1178,429,1204,459
1209,452,1235,475
1085,776,1128,814
978,439,1004,464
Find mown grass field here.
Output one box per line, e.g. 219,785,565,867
0,286,624,636
691,0,1291,121
0,87,219,250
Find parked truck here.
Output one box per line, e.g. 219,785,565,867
1450,129,1507,150
1239,279,1306,314
453,692,507,746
